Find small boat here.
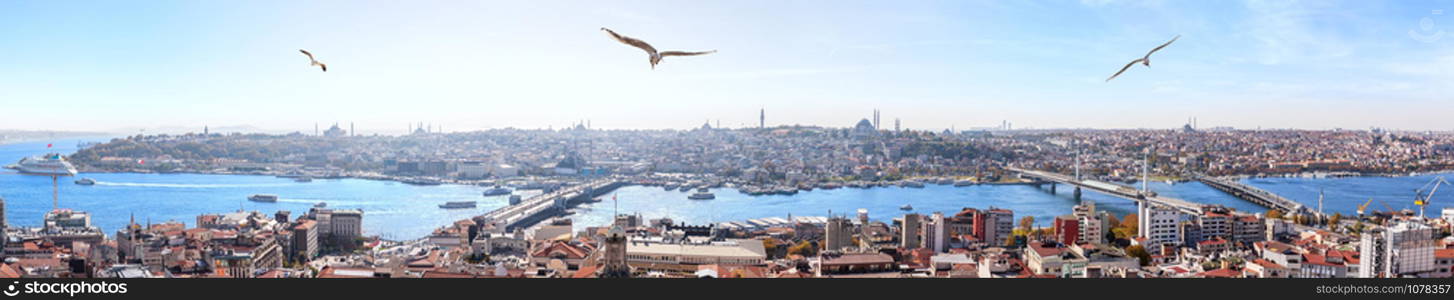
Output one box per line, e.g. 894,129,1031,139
688,188,715,200
900,204,913,211
248,194,279,203
953,180,975,187
902,181,925,188
314,202,327,208
294,176,313,183
482,186,512,196
74,178,96,185
439,201,477,209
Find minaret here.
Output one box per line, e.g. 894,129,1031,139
759,108,765,129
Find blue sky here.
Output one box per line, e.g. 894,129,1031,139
2,0,1452,134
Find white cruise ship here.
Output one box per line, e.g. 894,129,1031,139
4,153,78,176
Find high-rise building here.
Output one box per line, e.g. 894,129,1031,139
824,216,853,251
1072,200,1103,244
922,212,948,253
901,213,922,249
1138,203,1182,249
1359,221,1436,278
975,208,1014,247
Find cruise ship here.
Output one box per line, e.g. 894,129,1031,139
248,194,279,202
5,153,78,176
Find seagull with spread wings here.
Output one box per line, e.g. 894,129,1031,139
299,49,328,72
1106,35,1179,82
601,27,716,70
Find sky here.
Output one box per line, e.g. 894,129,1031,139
3,0,1453,134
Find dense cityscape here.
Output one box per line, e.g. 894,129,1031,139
1,119,1451,279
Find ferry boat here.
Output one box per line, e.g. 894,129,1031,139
248,194,279,202
5,153,78,176
900,204,913,211
439,201,477,209
314,202,327,208
482,186,512,196
402,178,442,186
294,176,313,183
688,188,715,200
74,178,96,185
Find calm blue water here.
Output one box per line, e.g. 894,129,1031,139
4,138,1448,238
0,138,508,240
570,180,1268,229
1241,174,1454,217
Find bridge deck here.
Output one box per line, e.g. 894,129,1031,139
1008,167,1203,214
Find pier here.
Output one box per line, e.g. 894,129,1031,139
477,178,626,232
1008,167,1204,214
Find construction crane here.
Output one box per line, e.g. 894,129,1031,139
1356,198,1373,217
1414,176,1449,218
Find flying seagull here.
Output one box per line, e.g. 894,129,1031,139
1106,35,1179,82
298,49,328,72
601,27,716,70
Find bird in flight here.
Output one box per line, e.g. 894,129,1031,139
298,49,328,72
1106,35,1179,82
601,27,716,70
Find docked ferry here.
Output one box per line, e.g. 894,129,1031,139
5,153,78,176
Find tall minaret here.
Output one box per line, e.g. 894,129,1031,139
759,108,765,129
873,109,880,130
